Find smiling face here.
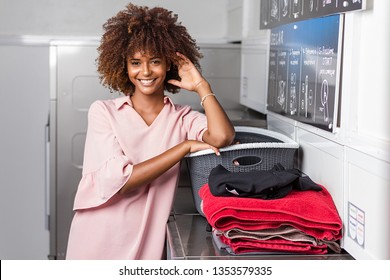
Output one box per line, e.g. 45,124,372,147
126,51,170,96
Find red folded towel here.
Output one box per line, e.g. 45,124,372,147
199,184,342,241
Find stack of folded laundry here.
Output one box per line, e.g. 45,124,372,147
199,164,343,255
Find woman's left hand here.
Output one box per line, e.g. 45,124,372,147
167,52,210,93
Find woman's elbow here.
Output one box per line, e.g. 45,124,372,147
212,131,236,148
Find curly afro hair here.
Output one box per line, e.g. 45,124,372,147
97,3,203,96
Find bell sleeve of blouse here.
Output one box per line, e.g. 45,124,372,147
73,101,133,210
182,109,208,141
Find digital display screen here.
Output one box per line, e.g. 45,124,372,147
267,14,343,132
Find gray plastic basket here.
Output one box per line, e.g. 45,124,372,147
185,126,299,216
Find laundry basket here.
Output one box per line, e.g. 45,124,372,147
185,126,299,216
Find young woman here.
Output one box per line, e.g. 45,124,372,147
66,3,235,260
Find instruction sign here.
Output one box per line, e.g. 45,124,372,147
267,14,343,132
260,0,366,29
348,202,365,248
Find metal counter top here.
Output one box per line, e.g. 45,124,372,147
166,187,354,260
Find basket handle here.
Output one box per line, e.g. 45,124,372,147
231,155,262,168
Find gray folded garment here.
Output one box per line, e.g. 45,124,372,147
211,229,286,255
219,225,341,253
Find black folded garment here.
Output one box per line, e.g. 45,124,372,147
208,164,322,199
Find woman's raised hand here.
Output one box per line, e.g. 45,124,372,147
167,52,210,93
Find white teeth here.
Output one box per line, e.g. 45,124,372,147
139,79,155,85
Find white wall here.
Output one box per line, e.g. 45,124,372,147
0,0,232,43
338,0,390,260
342,0,390,153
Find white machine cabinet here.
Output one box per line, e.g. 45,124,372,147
240,42,269,114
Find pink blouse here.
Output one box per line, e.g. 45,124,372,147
66,96,207,259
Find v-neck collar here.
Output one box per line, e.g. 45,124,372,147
114,95,174,127
114,95,175,110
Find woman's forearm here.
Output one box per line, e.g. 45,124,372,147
196,82,235,147
119,141,189,194
119,140,219,195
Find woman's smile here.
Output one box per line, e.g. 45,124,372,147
137,78,157,86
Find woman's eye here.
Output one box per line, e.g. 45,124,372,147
151,60,161,65
130,61,140,66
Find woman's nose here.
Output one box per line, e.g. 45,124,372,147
142,63,151,75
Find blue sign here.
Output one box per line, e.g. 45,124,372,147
267,14,343,132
